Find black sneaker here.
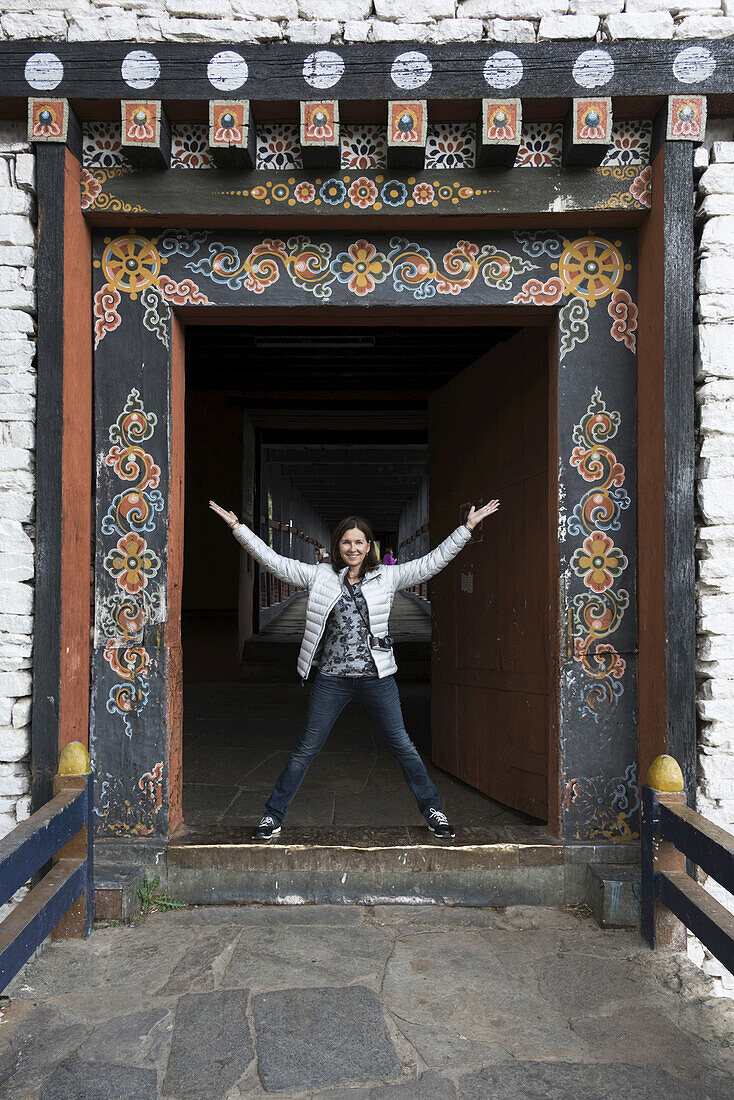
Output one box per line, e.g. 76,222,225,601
426,808,455,839
253,814,282,842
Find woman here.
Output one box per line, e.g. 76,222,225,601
382,547,396,566
209,498,500,841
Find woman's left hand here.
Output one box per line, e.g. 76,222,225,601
209,500,239,528
466,499,500,530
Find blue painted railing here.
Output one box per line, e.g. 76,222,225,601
0,770,93,991
641,769,734,976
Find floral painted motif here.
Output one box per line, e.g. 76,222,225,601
575,99,611,142
340,125,386,170
608,289,638,352
412,182,434,205
124,103,156,143
570,532,628,593
84,123,130,170
668,95,706,140
320,178,347,205
171,124,214,170
81,168,102,210
381,180,408,207
302,101,337,144
515,123,562,167
30,99,65,140
425,123,476,169
629,166,652,209
348,177,378,209
332,240,388,296
256,124,302,170
567,389,631,721
100,389,164,740
601,121,652,168
483,100,520,143
103,532,161,595
389,102,426,145
563,764,639,840
295,181,316,203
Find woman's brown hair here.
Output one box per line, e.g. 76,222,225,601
331,516,381,578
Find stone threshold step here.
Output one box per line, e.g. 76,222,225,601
167,824,570,906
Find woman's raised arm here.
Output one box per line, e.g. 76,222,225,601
209,501,317,590
392,499,500,591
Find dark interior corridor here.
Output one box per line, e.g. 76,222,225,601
181,322,544,833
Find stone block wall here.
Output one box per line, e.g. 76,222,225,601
691,134,734,995
0,120,34,851
0,1,733,44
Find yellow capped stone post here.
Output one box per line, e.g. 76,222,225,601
646,754,684,793
57,741,92,776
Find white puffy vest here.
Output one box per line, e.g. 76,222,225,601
232,522,472,680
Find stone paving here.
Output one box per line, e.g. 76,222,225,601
1,904,734,1098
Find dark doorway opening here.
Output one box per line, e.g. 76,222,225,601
181,322,551,832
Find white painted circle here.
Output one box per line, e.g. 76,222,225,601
303,50,344,89
483,51,523,90
673,45,716,84
207,50,248,91
24,53,63,91
573,48,614,89
391,51,432,91
121,50,160,91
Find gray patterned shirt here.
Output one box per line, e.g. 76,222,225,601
318,580,377,678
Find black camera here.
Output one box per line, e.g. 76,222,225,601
369,634,394,650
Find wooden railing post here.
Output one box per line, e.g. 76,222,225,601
642,754,687,950
51,742,93,940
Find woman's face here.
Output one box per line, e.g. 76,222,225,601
339,527,370,569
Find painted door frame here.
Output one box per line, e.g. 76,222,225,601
87,224,640,842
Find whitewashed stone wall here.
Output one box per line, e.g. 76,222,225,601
0,120,34,864
692,133,734,996
0,1,733,44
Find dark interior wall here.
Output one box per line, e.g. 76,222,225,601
183,391,243,610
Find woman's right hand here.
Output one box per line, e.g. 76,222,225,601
209,500,239,528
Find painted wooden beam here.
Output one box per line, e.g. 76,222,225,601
477,98,521,169
387,100,427,170
121,100,171,169
562,97,612,168
1,41,732,101
84,164,650,221
27,97,81,158
208,99,256,169
300,100,339,169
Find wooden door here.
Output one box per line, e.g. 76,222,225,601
429,327,551,819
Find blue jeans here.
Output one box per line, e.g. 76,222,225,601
265,672,442,824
